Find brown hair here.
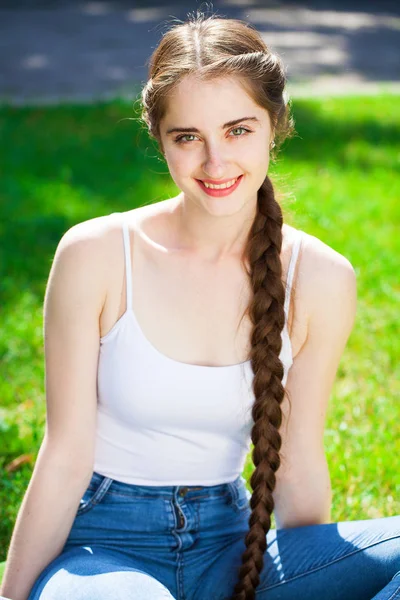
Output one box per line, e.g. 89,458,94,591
140,7,295,599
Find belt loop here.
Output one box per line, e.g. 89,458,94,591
227,478,239,506
92,476,113,505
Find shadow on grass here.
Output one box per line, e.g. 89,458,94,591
283,98,400,170
0,100,172,312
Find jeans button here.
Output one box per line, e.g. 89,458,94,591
179,487,188,497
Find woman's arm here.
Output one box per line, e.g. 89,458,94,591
273,235,357,529
0,219,108,600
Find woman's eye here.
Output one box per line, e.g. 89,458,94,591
231,126,251,137
174,126,251,144
175,133,198,144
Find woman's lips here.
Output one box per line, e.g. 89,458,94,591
196,175,243,197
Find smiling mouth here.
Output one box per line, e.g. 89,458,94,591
198,176,242,190
196,174,244,196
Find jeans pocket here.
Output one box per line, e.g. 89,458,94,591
227,476,252,514
76,472,114,516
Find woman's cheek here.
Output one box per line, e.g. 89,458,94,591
169,151,199,180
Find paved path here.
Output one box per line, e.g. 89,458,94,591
1,0,399,104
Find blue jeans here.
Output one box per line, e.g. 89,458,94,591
28,471,400,599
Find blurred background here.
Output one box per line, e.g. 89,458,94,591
1,0,399,103
0,0,399,573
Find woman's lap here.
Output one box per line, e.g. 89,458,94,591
29,516,400,600
26,472,400,600
27,546,176,600
194,515,400,600
258,514,400,598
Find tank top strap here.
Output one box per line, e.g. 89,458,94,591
284,229,304,319
121,215,133,311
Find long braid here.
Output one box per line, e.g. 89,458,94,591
140,10,295,598
231,175,286,599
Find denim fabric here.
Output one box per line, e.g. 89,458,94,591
28,471,400,600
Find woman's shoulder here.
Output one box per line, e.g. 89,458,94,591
289,226,356,324
60,211,124,246
283,225,357,357
57,210,141,265
53,212,132,295
289,226,355,274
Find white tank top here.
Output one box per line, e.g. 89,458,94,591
93,213,303,485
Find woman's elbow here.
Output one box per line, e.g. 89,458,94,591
273,476,332,530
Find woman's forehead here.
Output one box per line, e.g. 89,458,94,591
169,74,252,102
162,76,265,127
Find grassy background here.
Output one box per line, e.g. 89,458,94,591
0,94,399,569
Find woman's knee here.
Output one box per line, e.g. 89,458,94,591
29,546,176,600
39,570,175,599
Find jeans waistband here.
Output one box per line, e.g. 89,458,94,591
90,471,245,500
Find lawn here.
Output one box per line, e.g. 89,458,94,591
0,93,399,569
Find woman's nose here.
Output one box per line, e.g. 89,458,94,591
202,147,229,177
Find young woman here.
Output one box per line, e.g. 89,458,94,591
1,9,399,600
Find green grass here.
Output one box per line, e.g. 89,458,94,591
0,94,399,569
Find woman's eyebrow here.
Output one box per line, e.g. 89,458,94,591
165,116,260,135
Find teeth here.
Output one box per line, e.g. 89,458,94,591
203,177,238,189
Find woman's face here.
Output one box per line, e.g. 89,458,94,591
159,75,273,217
